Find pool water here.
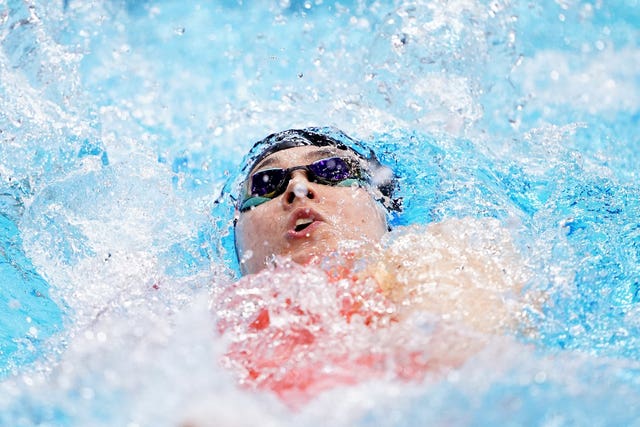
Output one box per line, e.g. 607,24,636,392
1,0,639,425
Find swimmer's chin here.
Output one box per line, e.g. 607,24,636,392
247,254,318,274
247,239,377,274
265,247,334,270
288,251,323,268
284,239,337,263
286,239,380,267
286,240,376,267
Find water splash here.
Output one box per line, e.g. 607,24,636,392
1,0,639,425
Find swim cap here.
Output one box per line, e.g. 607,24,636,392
237,126,402,212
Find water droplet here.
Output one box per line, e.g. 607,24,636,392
241,250,254,265
294,183,308,198
81,387,95,400
371,165,393,186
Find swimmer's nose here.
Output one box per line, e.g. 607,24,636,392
282,170,316,207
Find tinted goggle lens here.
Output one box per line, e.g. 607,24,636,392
250,168,287,198
307,157,351,181
240,157,362,210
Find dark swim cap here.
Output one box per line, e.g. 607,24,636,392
237,127,402,212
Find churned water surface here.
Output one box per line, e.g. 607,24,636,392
1,0,639,426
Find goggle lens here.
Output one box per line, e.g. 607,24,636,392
307,157,351,181
240,157,362,211
250,168,287,199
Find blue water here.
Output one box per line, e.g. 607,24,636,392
1,0,639,425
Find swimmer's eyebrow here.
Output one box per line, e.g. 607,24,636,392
252,155,282,171
305,147,343,160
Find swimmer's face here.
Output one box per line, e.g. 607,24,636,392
235,146,388,275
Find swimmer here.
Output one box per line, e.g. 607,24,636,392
232,127,530,331
234,127,399,275
214,127,533,406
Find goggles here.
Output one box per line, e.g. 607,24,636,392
239,156,367,212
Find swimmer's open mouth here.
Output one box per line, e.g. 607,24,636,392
294,218,314,232
288,208,324,238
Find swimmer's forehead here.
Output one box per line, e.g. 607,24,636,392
251,146,359,172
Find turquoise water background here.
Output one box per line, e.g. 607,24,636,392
1,0,639,425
